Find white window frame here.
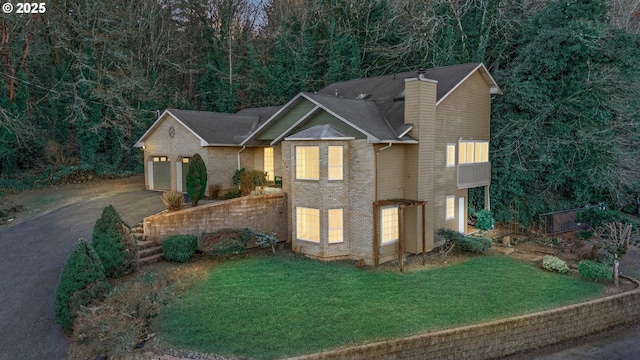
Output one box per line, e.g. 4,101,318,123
295,146,320,180
264,147,274,181
446,144,456,167
328,146,344,180
446,196,455,220
327,208,344,243
380,206,399,245
296,207,320,243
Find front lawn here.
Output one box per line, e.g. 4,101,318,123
156,255,604,359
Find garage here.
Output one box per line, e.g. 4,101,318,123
149,156,170,191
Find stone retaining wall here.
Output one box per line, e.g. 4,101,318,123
289,278,640,360
143,193,287,244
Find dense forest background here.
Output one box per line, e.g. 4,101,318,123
1,0,639,224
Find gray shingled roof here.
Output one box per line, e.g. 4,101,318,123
285,124,354,140
167,109,258,145
302,92,400,141
318,62,482,103
316,62,490,133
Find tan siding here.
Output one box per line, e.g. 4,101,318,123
376,145,405,200
415,79,438,252
432,70,492,236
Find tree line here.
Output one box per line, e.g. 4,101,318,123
1,0,639,224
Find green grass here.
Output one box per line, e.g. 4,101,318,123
156,255,604,359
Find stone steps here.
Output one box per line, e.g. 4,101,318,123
132,223,163,265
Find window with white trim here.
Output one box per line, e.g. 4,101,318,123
458,140,489,164
264,147,274,181
328,209,344,243
446,144,456,167
328,146,343,180
295,146,319,180
296,207,320,242
446,196,455,220
380,207,399,245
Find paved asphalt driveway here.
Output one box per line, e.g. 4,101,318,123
0,189,165,360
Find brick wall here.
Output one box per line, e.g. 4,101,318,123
143,193,287,243
288,279,640,360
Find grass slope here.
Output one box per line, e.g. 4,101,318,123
156,255,604,359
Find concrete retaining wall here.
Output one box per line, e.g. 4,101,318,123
289,278,640,360
143,193,287,244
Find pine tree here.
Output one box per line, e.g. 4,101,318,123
54,239,110,331
186,153,207,206
91,205,137,278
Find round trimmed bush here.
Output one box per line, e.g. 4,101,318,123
542,255,569,274
55,239,111,331
578,260,612,281
163,235,198,263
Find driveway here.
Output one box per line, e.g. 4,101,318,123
0,179,165,360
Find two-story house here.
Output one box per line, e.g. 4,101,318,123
134,62,502,265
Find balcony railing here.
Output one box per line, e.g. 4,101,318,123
458,162,491,189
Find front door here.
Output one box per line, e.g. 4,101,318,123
458,197,465,233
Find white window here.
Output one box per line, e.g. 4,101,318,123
328,146,343,180
296,207,320,242
446,196,455,220
446,144,456,167
296,146,319,180
458,140,489,164
380,207,399,245
328,209,343,243
264,147,274,181
153,156,168,162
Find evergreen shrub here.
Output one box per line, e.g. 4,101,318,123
578,260,612,281
163,235,198,263
54,239,111,331
199,228,252,256
186,153,207,206
475,209,495,230
92,205,137,278
542,255,569,274
437,229,492,253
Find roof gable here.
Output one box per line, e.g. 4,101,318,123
135,109,258,147
241,92,411,146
